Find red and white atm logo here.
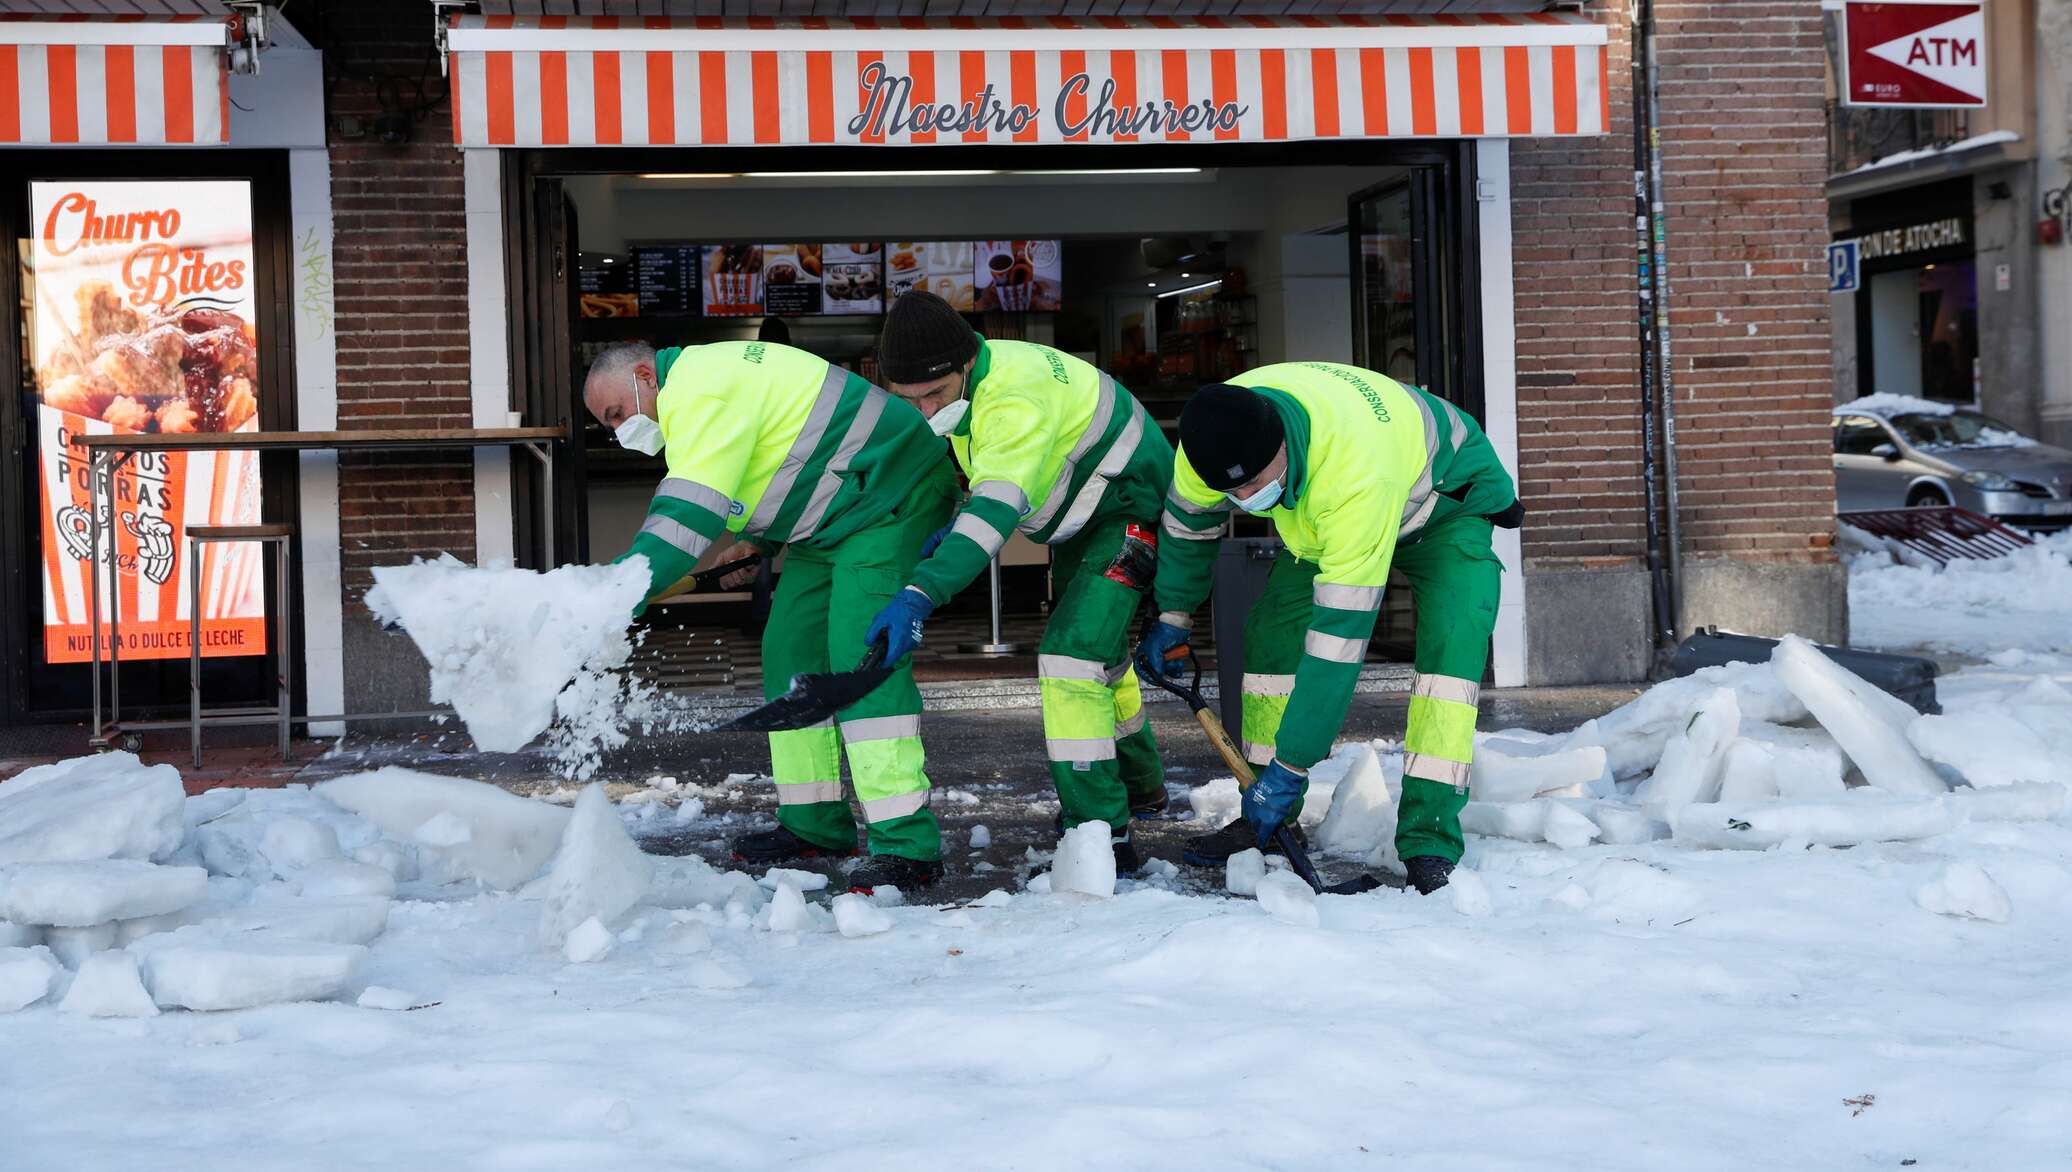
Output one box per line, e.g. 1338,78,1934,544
1843,2,1987,108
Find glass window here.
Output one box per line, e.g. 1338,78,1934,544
1833,415,1893,455
1888,409,2033,450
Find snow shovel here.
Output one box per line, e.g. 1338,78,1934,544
1136,648,1383,895
684,552,763,594
718,635,892,733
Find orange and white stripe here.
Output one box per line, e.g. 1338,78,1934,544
1,15,231,146
447,14,1609,149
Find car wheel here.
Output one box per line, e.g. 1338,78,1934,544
1906,486,1950,509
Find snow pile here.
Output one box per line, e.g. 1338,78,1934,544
368,555,696,771
1914,862,2012,923
1253,869,1319,927
1297,637,2070,866
316,768,569,890
1849,530,2072,656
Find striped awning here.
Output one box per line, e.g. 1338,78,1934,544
1,15,232,146
447,14,1608,149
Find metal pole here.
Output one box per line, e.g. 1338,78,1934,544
108,454,126,733
1644,0,1685,629
1631,0,1676,658
89,450,104,747
191,538,203,769
958,556,1020,655
277,536,291,761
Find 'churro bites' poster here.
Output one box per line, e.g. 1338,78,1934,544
29,180,267,664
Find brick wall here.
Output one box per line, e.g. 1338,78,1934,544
313,0,476,602
1510,1,1838,569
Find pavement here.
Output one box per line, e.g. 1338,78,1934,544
1,681,1641,903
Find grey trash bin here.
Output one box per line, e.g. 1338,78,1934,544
1210,536,1283,741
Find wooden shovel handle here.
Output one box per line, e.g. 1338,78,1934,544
1194,707,1258,788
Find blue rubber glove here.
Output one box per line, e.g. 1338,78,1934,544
866,586,936,664
1241,759,1309,843
918,522,953,560
1133,619,1191,680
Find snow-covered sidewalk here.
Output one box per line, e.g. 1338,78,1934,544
2,545,2069,1169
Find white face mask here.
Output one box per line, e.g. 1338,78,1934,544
614,377,664,456
1229,477,1283,514
927,397,969,438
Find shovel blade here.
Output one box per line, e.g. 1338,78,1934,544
718,663,895,733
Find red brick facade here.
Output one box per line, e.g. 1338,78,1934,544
317,0,477,601
1510,0,1838,571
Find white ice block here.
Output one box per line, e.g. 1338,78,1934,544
1049,821,1117,898
1907,710,2058,789
316,768,571,890
1771,635,1945,797
539,784,654,948
1669,793,1958,850
0,860,208,928
1224,848,1266,897
1255,870,1319,927
831,893,893,938
1314,744,1397,857
0,753,186,865
0,945,61,1012
1634,688,1740,816
1914,862,2011,923
60,950,159,1018
138,934,366,1011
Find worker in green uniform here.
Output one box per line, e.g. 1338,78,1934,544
867,292,1176,874
583,339,958,893
1136,364,1521,894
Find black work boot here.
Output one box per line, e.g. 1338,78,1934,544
1404,855,1456,895
730,824,858,866
1128,791,1169,820
845,853,944,894
1179,819,1308,868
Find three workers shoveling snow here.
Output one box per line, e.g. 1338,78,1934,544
577,288,1523,897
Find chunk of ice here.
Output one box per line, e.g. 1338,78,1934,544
414,812,474,848
831,893,893,938
1771,635,1945,797
0,753,185,865
138,934,366,1010
351,841,419,884
1670,793,1958,850
1049,821,1117,898
356,985,423,1011
1949,782,2066,823
1634,689,1740,816
293,859,398,900
561,916,614,963
1589,663,1808,779
1254,869,1320,927
45,922,117,968
757,868,829,892
1471,739,1611,805
761,883,814,933
1224,848,1266,896
60,950,159,1018
968,825,992,850
0,860,208,928
1314,745,1398,857
539,784,655,948
1447,868,1493,917
0,945,61,1012
367,556,651,752
257,816,341,874
1588,803,1668,845
1914,862,2011,923
316,769,571,890
1907,710,2058,789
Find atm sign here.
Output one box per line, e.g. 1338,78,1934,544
1842,2,1987,108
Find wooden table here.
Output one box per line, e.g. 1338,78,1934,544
76,427,565,752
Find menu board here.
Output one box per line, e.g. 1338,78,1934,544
821,242,884,315
976,240,1062,311
762,244,824,316
579,255,637,318
633,246,700,317
888,241,976,310
701,244,764,316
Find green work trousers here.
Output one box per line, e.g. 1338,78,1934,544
1240,515,1501,863
1038,519,1166,832
762,462,959,861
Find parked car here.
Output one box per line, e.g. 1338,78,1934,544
1832,394,2072,530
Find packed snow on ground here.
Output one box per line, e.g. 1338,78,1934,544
1848,529,2072,657
367,556,710,774
3,639,2071,1167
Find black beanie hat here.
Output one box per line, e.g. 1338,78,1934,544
878,290,979,384
1180,383,1285,491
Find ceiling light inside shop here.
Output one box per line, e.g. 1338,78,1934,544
1014,168,1203,176
638,173,743,179
1156,279,1224,299
738,169,1003,179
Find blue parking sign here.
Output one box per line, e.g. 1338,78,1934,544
1828,240,1860,294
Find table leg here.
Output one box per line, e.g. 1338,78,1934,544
277,536,291,761
191,538,203,770
108,453,130,734
90,451,104,747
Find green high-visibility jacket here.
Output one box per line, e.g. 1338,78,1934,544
1156,361,1517,769
907,337,1174,605
616,341,945,609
